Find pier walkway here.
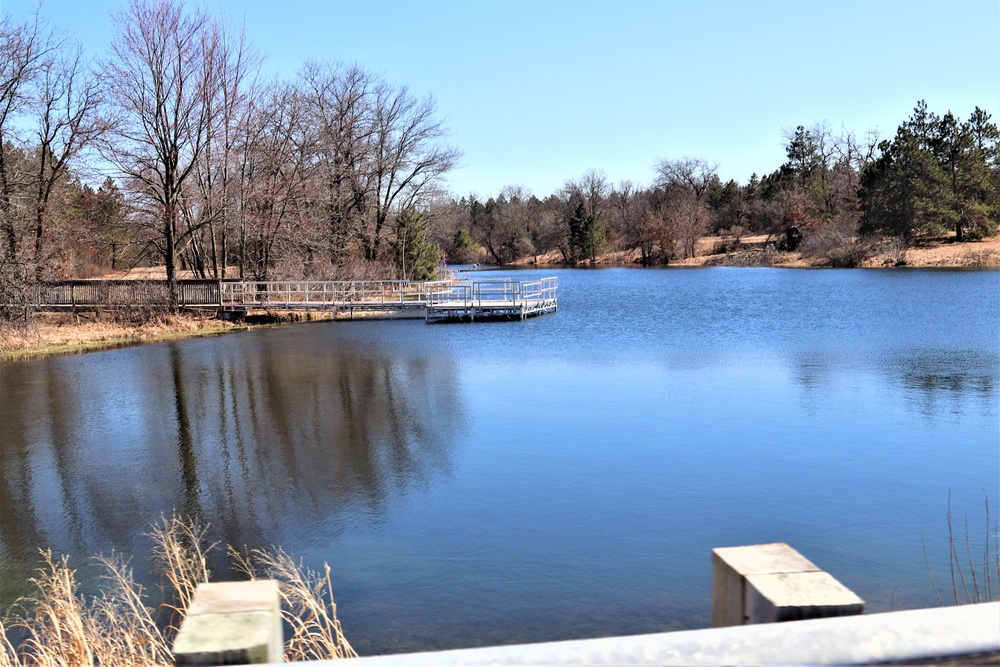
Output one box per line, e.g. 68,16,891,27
28,277,558,322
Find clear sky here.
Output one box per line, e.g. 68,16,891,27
4,0,998,198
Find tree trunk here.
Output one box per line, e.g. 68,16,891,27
165,205,178,310
33,204,44,281
0,147,17,262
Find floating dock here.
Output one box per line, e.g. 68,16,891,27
425,277,558,322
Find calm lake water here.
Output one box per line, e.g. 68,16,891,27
1,267,998,654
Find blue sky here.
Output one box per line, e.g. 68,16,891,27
4,0,998,198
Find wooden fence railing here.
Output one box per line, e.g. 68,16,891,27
31,280,221,309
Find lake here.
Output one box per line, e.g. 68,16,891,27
1,267,998,654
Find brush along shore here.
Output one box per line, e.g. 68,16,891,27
511,232,1000,268
0,311,240,361
0,307,430,360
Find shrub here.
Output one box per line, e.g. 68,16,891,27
800,226,874,267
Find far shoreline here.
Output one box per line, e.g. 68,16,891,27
2,234,997,362
508,232,1000,270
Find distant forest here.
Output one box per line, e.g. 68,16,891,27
2,0,998,312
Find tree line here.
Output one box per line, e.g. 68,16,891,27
429,108,998,269
2,0,998,320
1,0,459,315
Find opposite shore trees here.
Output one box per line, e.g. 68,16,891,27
1,0,998,325
860,102,999,242
100,0,220,308
1,0,462,313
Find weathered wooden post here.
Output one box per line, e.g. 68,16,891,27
712,543,864,627
171,580,283,665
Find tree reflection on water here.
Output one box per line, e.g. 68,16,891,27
0,331,464,603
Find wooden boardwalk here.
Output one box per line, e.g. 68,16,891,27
27,277,558,323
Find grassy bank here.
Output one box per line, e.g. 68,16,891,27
0,312,244,362
0,310,345,362
3,235,997,361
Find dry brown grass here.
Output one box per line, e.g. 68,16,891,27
924,493,1000,607
2,515,356,665
0,311,238,358
147,513,214,633
232,548,358,661
510,232,1000,269
0,551,173,667
903,234,1000,268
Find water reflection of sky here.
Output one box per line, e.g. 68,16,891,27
1,268,997,654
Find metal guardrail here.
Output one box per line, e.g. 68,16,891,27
426,277,558,309
219,280,452,310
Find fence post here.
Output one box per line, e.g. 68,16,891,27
171,580,283,665
712,543,864,627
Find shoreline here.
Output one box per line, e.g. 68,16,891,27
0,310,350,362
510,233,1000,269
2,235,997,361
0,312,249,362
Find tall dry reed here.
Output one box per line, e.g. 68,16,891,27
147,512,214,632
2,515,356,665
924,492,1000,606
0,550,172,667
231,547,358,661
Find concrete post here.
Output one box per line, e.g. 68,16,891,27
712,543,864,627
172,580,283,665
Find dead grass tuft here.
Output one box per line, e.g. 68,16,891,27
232,547,358,661
2,515,356,664
924,492,1000,607
966,249,1000,268
1,550,172,667
147,513,215,632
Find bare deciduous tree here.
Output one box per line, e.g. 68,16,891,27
364,81,460,262
100,0,221,306
1,10,59,264
180,14,260,279
480,185,533,264
612,181,669,264
300,61,374,265
562,169,610,221
654,158,718,258
236,82,310,279
30,39,103,280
